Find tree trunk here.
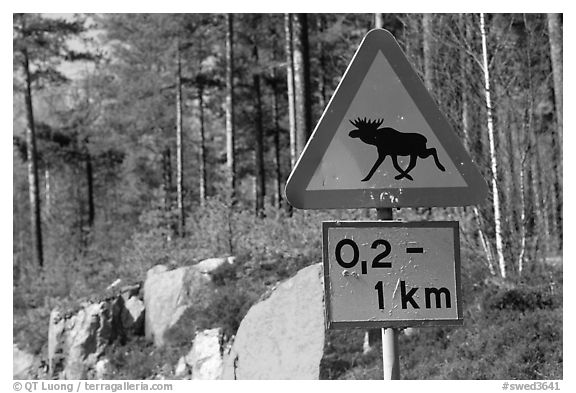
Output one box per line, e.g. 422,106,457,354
525,16,550,262
162,144,172,212
85,149,95,229
253,45,265,217
528,134,546,261
285,13,298,170
292,13,312,157
534,136,551,258
480,13,506,278
459,14,471,148
225,14,236,201
495,82,515,256
546,13,563,250
459,14,495,274
175,41,185,236
374,13,384,29
198,88,207,207
504,95,521,244
422,13,434,92
271,70,283,209
22,46,43,268
517,143,528,275
547,14,562,177
44,167,51,218
316,15,327,111
525,76,545,263
161,143,174,243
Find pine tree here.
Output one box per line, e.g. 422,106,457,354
13,13,91,268
292,14,312,156
225,14,236,200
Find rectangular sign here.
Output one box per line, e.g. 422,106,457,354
322,221,462,329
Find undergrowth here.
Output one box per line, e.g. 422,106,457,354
13,198,563,379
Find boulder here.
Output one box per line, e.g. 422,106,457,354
221,263,325,379
174,328,226,379
121,296,145,336
144,265,209,346
13,345,36,379
93,358,111,380
143,258,234,347
194,256,235,274
174,356,190,378
47,298,124,379
188,328,225,380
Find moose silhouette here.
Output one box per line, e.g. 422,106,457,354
348,117,446,181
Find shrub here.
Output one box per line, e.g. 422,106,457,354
103,338,181,380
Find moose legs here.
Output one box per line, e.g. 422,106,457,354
393,148,445,180
362,154,415,181
361,148,445,182
419,148,446,172
393,155,415,180
361,154,385,182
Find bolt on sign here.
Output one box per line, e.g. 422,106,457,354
323,221,462,329
284,29,488,209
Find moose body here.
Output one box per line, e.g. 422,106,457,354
348,118,446,181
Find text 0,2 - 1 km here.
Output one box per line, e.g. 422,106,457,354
322,221,463,329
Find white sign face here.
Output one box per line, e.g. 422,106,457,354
322,221,462,329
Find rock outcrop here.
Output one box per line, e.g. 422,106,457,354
194,256,235,274
122,296,145,336
221,263,325,379
188,328,225,379
13,345,37,379
174,328,226,379
143,257,234,347
48,300,122,379
47,287,144,379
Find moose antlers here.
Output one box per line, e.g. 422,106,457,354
349,117,384,129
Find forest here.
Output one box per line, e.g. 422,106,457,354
13,13,562,379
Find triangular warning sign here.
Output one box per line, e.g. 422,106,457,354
285,29,488,209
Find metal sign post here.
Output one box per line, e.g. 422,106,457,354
382,327,400,379
376,208,399,380
377,208,399,380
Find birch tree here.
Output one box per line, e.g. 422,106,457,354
457,13,496,275
480,13,506,278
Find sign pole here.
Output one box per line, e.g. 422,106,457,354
376,207,400,380
382,326,400,379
